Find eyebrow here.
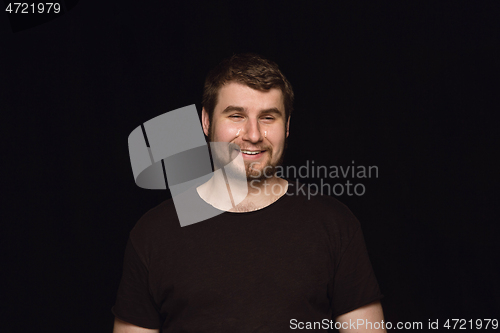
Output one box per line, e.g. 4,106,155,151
221,105,284,117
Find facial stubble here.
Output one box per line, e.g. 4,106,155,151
207,123,287,182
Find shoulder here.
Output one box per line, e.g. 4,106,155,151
128,198,180,263
133,197,177,230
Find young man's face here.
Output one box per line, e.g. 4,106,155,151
202,81,290,181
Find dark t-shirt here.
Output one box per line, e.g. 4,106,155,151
112,181,383,332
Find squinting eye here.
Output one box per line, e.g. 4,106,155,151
230,115,243,119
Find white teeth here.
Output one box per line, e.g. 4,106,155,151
241,150,261,155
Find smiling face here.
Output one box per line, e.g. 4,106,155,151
202,81,290,181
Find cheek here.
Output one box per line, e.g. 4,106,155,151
229,126,242,137
268,128,286,144
213,121,242,140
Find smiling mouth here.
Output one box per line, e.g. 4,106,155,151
236,149,266,156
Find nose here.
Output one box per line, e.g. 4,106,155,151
240,118,263,143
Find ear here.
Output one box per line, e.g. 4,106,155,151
286,116,291,138
201,107,210,137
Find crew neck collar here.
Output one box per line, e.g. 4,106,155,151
196,179,292,216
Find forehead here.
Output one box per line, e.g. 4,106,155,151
215,82,285,115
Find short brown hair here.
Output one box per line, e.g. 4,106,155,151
202,53,294,125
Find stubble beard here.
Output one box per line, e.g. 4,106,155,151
208,124,286,183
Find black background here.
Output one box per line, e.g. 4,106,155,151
1,1,499,332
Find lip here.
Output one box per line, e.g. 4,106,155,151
237,149,266,159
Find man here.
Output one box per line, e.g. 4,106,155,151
112,53,386,332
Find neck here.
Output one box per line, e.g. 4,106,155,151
196,172,288,213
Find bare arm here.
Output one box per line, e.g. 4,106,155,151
335,301,387,333
112,317,160,333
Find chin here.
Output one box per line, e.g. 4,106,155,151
246,165,276,181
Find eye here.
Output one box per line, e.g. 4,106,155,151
261,116,275,121
229,115,243,119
